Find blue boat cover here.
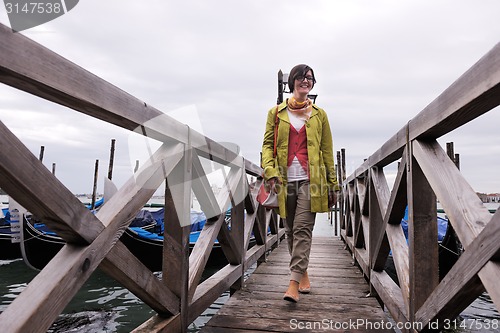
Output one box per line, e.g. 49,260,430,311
34,223,58,236
31,208,217,244
84,197,105,210
1,208,10,223
129,228,210,244
147,208,207,234
400,206,448,242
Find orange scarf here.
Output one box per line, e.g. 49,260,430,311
287,97,312,121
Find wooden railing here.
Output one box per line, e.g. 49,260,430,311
0,23,284,332
338,42,500,331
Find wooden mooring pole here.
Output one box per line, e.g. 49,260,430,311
91,159,99,210
108,138,116,180
335,151,342,235
446,142,460,169
277,69,284,104
39,146,44,162
339,148,346,232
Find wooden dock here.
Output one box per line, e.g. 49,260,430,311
1,24,499,332
201,237,395,333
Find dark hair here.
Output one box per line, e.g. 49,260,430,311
288,64,316,92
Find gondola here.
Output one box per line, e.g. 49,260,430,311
384,209,462,283
20,208,230,271
0,208,22,260
119,207,228,270
0,199,105,261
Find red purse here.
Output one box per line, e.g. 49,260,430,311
257,181,279,209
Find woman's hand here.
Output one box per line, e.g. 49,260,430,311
328,190,338,208
267,177,281,193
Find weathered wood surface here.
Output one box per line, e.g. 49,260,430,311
1,21,498,333
412,140,500,325
0,23,261,177
338,42,500,332
407,151,438,321
0,140,184,332
0,23,282,333
200,237,395,333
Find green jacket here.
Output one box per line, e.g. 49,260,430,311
261,100,339,217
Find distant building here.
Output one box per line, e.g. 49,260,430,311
478,192,500,203
488,193,500,203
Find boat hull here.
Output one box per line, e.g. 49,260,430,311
21,216,230,271
0,225,21,260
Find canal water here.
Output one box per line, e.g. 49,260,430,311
0,194,232,332
1,211,499,332
0,258,230,332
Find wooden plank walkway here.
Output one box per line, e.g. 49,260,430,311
201,237,395,332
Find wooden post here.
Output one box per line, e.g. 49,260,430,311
277,69,284,105
91,159,99,210
39,146,44,162
134,160,140,173
336,151,342,232
108,138,116,180
446,142,461,169
163,145,192,333
340,149,346,231
446,142,454,165
407,143,438,323
341,148,346,182
455,153,460,170
52,163,56,175
333,150,342,236
256,204,268,265
230,200,245,295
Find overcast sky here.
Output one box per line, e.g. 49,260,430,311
1,0,499,196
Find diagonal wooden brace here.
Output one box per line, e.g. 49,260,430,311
413,139,500,321
0,123,185,332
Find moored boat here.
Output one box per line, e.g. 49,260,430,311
384,209,462,283
0,208,22,260
20,208,229,271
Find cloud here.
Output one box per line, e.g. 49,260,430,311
0,0,499,194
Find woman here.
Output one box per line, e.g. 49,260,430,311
261,64,339,302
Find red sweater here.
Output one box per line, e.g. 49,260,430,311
288,124,309,174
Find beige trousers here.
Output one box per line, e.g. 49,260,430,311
285,180,316,283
